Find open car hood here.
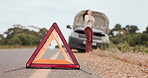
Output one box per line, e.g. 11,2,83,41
72,10,109,34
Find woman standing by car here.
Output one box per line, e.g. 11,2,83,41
83,9,95,53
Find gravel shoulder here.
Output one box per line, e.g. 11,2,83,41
74,49,148,78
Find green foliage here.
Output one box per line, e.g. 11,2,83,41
110,24,148,53
113,24,122,31
128,34,141,46
0,24,48,46
140,33,148,46
125,34,148,46
143,26,148,33
110,37,121,44
124,25,139,34
116,42,130,52
38,28,48,38
109,42,148,53
7,33,40,45
0,34,3,38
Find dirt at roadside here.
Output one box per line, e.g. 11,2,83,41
74,49,148,78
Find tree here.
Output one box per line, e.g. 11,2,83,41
0,34,3,40
38,28,48,38
125,25,139,34
4,26,24,39
7,33,40,45
0,24,48,46
127,33,148,46
143,26,148,33
112,24,125,37
113,24,122,31
130,25,139,34
0,34,4,44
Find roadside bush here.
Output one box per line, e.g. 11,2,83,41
116,42,130,52
129,34,141,46
7,33,40,46
127,33,148,46
7,35,21,45
110,37,121,44
0,25,48,46
110,33,148,53
141,33,148,46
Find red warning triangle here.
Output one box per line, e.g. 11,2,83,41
26,23,80,69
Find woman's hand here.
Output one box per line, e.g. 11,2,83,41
88,19,92,22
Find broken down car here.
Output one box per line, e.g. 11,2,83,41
67,10,110,51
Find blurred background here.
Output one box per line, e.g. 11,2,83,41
0,0,148,50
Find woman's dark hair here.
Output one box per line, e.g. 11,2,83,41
83,10,89,21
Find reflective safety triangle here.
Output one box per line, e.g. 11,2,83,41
26,23,80,69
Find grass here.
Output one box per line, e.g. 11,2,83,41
94,43,148,67
0,45,37,49
108,42,148,53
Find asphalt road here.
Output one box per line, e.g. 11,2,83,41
0,48,102,78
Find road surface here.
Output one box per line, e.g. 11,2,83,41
0,48,102,78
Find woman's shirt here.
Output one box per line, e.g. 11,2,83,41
84,15,95,28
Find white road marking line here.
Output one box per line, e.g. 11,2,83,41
49,49,60,59
29,49,60,78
